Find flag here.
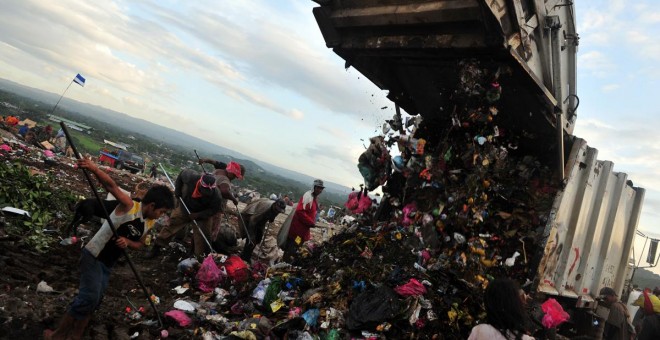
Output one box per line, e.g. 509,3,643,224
73,73,85,87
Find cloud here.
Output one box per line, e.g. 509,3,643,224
578,51,615,78
601,84,620,92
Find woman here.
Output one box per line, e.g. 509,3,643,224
468,278,535,340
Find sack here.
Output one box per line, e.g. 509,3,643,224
277,207,296,249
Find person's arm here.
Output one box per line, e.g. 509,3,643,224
115,236,144,250
219,182,238,206
77,159,133,214
199,158,226,170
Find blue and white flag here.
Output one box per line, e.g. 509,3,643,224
73,73,85,87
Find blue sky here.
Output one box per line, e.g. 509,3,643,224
0,1,659,266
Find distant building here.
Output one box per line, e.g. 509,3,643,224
47,114,92,132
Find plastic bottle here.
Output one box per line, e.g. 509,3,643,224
60,236,78,246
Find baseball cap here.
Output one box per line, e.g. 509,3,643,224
226,161,243,180
313,179,325,188
599,287,617,298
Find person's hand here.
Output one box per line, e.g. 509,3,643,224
76,158,98,172
232,198,239,206
115,236,129,249
197,158,207,165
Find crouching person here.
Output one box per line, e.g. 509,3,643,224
237,198,286,262
45,159,174,340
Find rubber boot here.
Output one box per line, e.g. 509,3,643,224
43,314,75,340
68,316,91,340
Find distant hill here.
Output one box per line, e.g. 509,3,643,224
632,268,660,290
0,78,352,200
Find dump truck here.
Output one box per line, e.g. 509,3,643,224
312,0,645,335
98,149,145,174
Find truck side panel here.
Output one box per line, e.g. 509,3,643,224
536,138,645,302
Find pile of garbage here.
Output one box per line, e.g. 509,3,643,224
135,60,561,339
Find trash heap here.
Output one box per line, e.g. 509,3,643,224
143,60,561,339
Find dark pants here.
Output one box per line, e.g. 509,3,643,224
239,214,266,262
68,249,111,320
282,238,301,264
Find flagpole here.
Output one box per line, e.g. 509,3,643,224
49,80,74,116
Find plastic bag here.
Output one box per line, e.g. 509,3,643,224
541,298,569,329
164,310,192,327
346,285,402,330
394,278,427,297
223,255,249,283
196,255,221,293
277,206,296,249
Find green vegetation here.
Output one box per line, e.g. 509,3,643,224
0,162,76,252
70,130,103,155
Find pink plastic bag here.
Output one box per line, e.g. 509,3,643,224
196,255,221,292
541,298,569,328
164,310,192,327
394,278,427,297
402,203,417,226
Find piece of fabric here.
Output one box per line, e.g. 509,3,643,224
226,161,243,180
85,201,154,268
467,324,535,340
288,192,318,242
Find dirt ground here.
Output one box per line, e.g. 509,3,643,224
0,147,227,338
0,135,342,339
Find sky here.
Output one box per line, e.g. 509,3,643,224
0,1,658,267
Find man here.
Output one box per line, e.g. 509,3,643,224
146,170,222,259
203,160,244,242
235,198,286,262
149,164,158,179
600,286,634,340
45,159,174,340
283,179,324,262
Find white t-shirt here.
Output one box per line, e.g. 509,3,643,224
468,324,535,340
85,201,154,267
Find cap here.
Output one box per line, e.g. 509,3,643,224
599,287,617,298
313,179,325,188
226,161,243,180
